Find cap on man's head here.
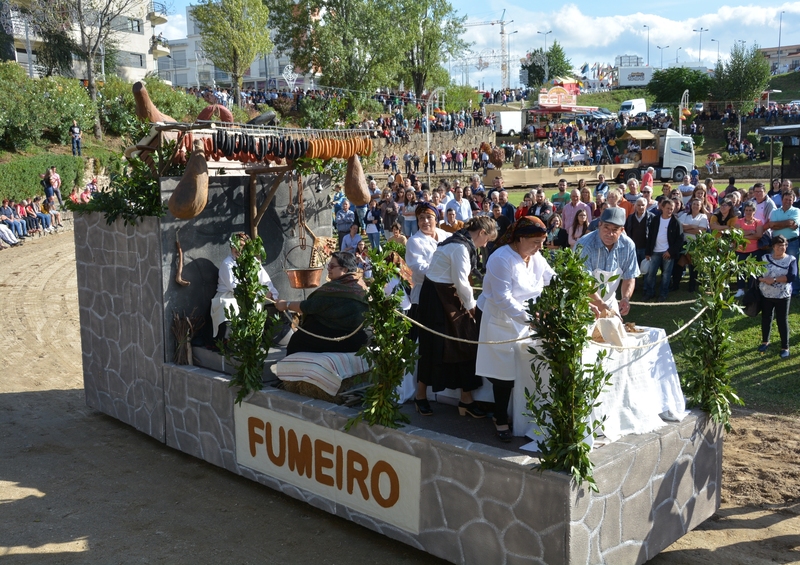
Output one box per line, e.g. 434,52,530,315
600,207,626,226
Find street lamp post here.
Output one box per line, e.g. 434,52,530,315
710,39,719,61
676,46,682,64
777,10,785,74
657,45,669,69
692,27,709,63
507,30,518,88
537,30,552,83
643,24,650,66
425,86,446,187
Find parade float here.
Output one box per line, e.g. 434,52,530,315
74,83,723,565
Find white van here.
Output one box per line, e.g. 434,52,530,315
619,98,647,117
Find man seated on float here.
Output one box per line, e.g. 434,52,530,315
211,232,279,339
576,207,639,317
274,252,368,355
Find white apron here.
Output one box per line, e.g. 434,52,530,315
476,304,536,383
592,248,623,314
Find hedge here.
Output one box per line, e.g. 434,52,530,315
0,154,84,203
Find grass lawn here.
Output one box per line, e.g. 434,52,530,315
624,286,800,415
767,71,800,102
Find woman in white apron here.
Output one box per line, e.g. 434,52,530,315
476,216,554,442
210,233,278,338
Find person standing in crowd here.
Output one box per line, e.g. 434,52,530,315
340,224,362,254
643,199,684,302
757,235,796,359
595,174,609,198
529,188,553,224
476,216,554,442
710,199,739,234
551,179,570,212
765,190,800,296
624,197,652,263
69,120,82,156
440,207,464,234
48,166,63,205
364,197,382,251
568,209,590,250
415,217,497,417
673,198,710,292
400,188,419,237
577,207,639,316
445,185,473,222
562,188,591,230
732,200,764,298
751,183,776,227
498,190,515,223
335,200,355,249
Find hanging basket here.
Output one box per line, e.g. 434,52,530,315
283,244,324,289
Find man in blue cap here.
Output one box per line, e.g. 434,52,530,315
577,207,639,317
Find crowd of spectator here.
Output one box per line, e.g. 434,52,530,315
0,167,100,249
331,171,800,305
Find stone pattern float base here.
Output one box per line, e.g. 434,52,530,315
162,363,721,565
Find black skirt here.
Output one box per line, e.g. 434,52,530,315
416,278,482,393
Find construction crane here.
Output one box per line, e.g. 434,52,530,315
464,10,513,90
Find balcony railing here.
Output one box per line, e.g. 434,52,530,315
147,1,168,25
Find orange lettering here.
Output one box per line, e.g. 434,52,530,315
314,440,335,487
346,450,369,500
288,430,313,478
265,422,286,466
371,461,400,508
335,445,343,490
248,417,264,457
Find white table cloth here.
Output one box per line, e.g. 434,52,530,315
435,327,687,443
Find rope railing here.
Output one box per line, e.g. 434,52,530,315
265,295,706,349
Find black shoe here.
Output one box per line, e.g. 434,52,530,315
458,401,487,418
495,426,513,443
414,398,433,416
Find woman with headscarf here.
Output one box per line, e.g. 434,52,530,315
476,216,555,442
414,216,497,417
275,251,368,355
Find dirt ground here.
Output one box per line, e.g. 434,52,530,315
1,231,799,564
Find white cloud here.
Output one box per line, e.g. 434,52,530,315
460,3,800,89
155,13,187,41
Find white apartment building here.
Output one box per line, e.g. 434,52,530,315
157,6,314,91
1,0,169,81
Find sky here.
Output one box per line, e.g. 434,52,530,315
156,1,800,90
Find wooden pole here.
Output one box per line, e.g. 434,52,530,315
246,170,287,240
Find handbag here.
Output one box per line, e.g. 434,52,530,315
741,281,762,317
639,257,651,276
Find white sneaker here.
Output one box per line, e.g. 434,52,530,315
734,289,745,298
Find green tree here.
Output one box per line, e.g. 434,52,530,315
646,67,712,106
395,0,468,99
35,28,78,77
711,42,770,141
266,0,405,91
443,83,482,113
23,0,143,139
520,40,571,88
193,0,274,108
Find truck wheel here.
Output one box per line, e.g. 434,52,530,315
673,168,686,182
508,130,515,137
624,170,640,181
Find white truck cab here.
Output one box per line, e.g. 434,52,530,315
619,98,647,117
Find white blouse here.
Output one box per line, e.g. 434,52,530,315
477,245,555,326
425,242,476,311
405,227,448,304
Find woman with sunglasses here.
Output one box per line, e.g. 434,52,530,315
275,252,368,355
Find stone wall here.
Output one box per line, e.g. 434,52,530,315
364,127,496,174
160,362,721,565
74,213,166,441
